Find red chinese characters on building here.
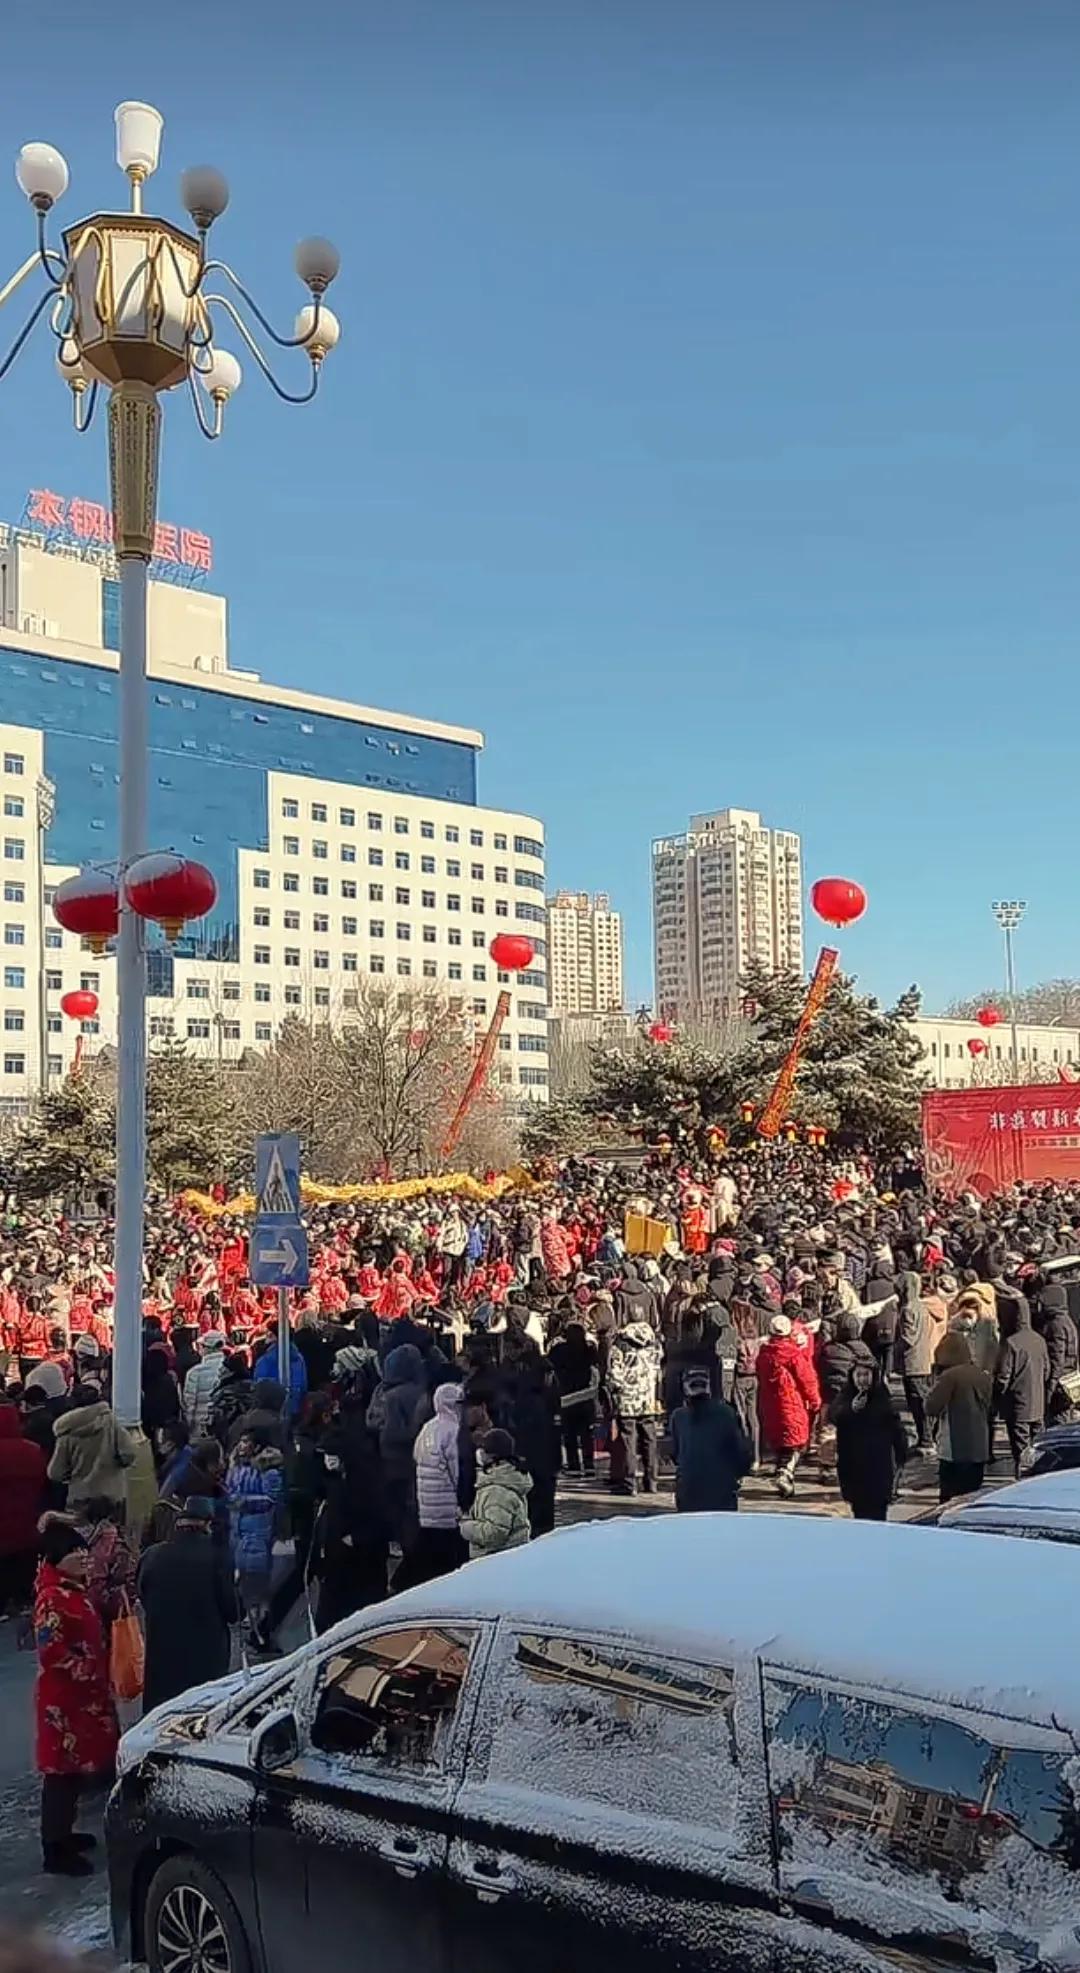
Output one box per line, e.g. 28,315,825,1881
923,1084,1080,1197
26,490,212,573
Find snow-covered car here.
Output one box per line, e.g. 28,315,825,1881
933,1467,1080,1543
107,1514,1080,1973
1026,1420,1080,1476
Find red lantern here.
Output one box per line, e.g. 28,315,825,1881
52,870,120,954
967,1037,986,1057
811,877,867,929
740,1101,755,1124
976,1007,1002,1028
124,853,217,941
648,1022,674,1044
783,1120,798,1143
60,989,98,1022
488,933,535,973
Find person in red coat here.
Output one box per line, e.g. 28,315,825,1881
756,1313,821,1498
34,1519,118,1875
0,1402,46,1613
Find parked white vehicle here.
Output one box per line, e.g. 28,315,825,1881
938,1466,1080,1544
109,1514,1080,1973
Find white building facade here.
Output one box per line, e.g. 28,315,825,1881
546,890,623,1015
653,808,803,1023
907,1015,1080,1089
0,504,549,1110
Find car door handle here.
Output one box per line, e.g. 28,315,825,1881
379,1835,423,1878
458,1855,513,1901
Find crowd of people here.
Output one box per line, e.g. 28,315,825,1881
1,1141,1079,1877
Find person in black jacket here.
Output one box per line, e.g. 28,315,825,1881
549,1322,598,1475
312,1402,389,1633
834,1362,910,1521
995,1294,1050,1474
670,1367,752,1512
137,1496,239,1712
818,1312,876,1417
662,1313,720,1416
1032,1282,1080,1421
502,1347,561,1536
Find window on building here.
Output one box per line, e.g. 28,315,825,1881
284,948,301,968
187,1019,211,1039
341,844,356,864
254,907,271,927
518,1034,547,1052
472,931,485,949
44,970,61,990
47,1014,62,1033
3,1011,23,1032
313,841,328,860
5,1053,27,1074
283,872,299,893
223,980,241,1000
472,965,487,982
397,923,411,941
395,887,410,906
370,920,385,939
283,835,300,856
187,979,211,1000
495,900,509,918
448,962,462,980
447,895,460,913
255,1022,272,1042
369,849,384,867
420,889,435,910
2,884,23,905
369,884,384,903
311,803,327,823
3,755,23,777
423,926,437,943
494,833,507,850
3,797,23,819
343,952,358,972
254,983,271,1003
420,821,435,840
367,813,382,831
339,807,355,827
314,951,330,970
395,852,409,872
470,863,484,881
390,817,407,836
471,997,487,1015
45,930,61,948
471,897,485,915
514,836,543,859
222,1021,241,1041
423,959,437,978
315,987,330,1007
495,866,508,884
313,876,329,896
3,964,24,989
254,945,271,965
448,928,462,946
370,955,385,974
314,913,330,933
447,859,461,878
342,881,357,900
3,841,23,862
421,856,436,875
446,826,460,844
284,910,301,930
397,958,412,977
282,799,299,819
519,1067,549,1088
284,984,302,1006
342,916,357,936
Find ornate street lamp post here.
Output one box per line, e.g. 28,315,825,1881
2,102,340,1436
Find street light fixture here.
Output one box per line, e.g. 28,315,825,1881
991,900,1026,1082
1,104,340,1437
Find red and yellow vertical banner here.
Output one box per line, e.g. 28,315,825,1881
757,947,839,1139
442,990,512,1159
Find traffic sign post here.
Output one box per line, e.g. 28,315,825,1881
251,1130,309,1303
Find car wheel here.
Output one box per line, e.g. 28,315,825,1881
144,1854,252,1973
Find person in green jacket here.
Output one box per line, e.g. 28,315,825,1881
459,1431,532,1559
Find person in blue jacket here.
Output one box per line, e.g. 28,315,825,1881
253,1331,308,1421
670,1366,753,1513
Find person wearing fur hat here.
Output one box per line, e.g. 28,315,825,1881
459,1431,532,1559
33,1518,117,1876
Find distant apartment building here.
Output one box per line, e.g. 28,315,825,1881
546,890,623,1015
652,809,803,1023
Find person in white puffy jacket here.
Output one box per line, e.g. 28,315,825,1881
182,1331,227,1434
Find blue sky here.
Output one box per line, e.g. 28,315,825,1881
2,0,1079,1011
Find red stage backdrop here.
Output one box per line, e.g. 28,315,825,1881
922,1084,1080,1195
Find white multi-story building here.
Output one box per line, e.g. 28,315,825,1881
908,1015,1080,1089
0,497,549,1109
652,808,803,1023
546,890,623,1015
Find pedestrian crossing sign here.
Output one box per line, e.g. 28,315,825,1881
254,1131,302,1220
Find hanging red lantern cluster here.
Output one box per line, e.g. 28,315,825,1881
489,933,535,973
60,989,98,1022
648,1022,674,1044
811,877,867,929
968,1037,987,1058
976,1006,1002,1028
51,871,120,954
124,853,217,942
806,1124,827,1146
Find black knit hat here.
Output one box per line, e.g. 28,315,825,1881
479,1428,515,1463
38,1520,88,1565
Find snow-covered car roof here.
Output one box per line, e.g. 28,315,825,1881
382,1513,1080,1731
940,1467,1080,1535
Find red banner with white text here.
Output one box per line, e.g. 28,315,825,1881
922,1084,1080,1196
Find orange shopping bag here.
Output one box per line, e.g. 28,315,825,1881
109,1596,145,1703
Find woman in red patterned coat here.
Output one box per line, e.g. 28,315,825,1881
33,1519,118,1877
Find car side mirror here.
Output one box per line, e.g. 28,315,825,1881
250,1707,300,1775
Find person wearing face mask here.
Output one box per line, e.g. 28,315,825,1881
33,1517,118,1876
669,1367,753,1513
833,1361,910,1522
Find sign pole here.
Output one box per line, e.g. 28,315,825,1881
277,1284,290,1379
